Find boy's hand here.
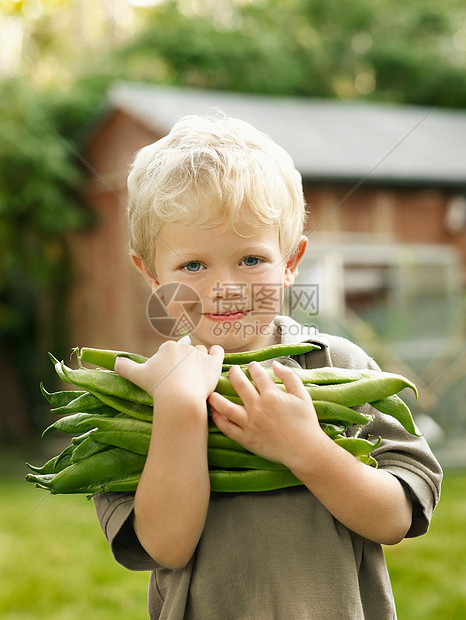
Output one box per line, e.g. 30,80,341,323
208,360,326,470
115,341,224,406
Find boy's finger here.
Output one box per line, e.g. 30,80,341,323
208,344,225,361
114,355,141,381
246,361,277,393
228,364,261,406
208,392,248,429
271,361,310,399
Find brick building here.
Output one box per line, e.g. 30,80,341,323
70,83,466,356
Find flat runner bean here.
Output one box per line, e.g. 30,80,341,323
26,447,146,494
88,390,153,421
40,384,87,408
222,342,320,365
50,355,153,406
209,468,303,492
89,429,150,455
334,436,382,456
79,347,148,371
370,395,420,436
207,448,287,471
71,436,112,463
50,391,108,415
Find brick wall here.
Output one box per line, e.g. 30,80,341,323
69,111,167,356
304,185,466,264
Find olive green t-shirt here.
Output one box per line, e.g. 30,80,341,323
94,316,442,619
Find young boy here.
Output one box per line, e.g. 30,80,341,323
94,114,442,619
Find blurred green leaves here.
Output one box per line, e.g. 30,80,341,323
0,78,94,439
115,0,466,107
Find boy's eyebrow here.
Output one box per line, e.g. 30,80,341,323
172,245,276,260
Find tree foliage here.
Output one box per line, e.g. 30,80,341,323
116,0,466,108
0,79,95,440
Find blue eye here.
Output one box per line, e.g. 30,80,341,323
184,261,203,272
242,256,260,267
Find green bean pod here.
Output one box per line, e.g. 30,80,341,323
305,377,417,409
258,366,417,396
42,413,100,437
89,390,153,422
50,355,153,406
356,454,378,468
79,347,148,371
86,415,151,436
26,447,146,494
95,473,142,494
80,343,319,372
207,433,250,453
369,395,421,436
314,401,373,426
334,436,382,456
209,468,303,492
44,412,151,440
50,391,108,415
28,471,144,496
319,423,347,439
222,342,320,365
26,443,75,475
208,448,287,471
40,384,87,408
89,429,150,456
71,436,112,463
290,366,415,388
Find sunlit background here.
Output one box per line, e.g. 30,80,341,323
1,1,465,618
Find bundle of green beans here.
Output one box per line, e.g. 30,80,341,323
26,343,420,496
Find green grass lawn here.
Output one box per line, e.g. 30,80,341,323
384,468,466,619
1,448,465,619
0,448,149,620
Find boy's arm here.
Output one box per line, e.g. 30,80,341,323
116,342,223,569
209,360,412,545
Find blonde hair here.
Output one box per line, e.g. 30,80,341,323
127,113,307,270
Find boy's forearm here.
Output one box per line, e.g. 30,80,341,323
289,434,412,545
134,398,211,569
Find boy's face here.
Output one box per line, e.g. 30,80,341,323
137,214,306,352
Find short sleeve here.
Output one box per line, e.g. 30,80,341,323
299,329,443,539
93,492,160,571
365,419,442,537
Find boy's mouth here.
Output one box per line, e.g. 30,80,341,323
203,310,251,322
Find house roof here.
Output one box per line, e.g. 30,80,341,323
109,82,466,188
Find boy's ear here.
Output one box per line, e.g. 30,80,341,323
130,250,159,289
284,236,308,288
